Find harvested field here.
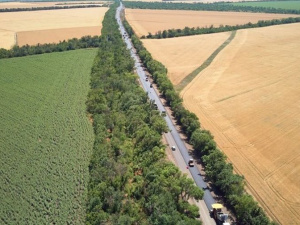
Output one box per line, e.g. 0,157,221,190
142,32,231,85
0,29,15,49
125,9,297,37
0,7,108,49
124,0,257,2
181,23,300,225
0,1,105,9
17,26,101,46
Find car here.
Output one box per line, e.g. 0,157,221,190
145,78,148,81
171,146,176,151
150,84,153,88
188,159,194,167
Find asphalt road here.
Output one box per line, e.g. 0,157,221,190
116,4,217,225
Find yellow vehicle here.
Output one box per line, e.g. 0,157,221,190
210,204,230,225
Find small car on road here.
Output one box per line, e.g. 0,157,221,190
188,159,194,167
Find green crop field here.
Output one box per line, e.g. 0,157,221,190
0,49,96,224
232,1,300,10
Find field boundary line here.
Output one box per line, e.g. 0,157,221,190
175,30,236,92
15,33,18,46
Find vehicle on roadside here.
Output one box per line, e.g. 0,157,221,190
171,146,176,151
150,84,153,88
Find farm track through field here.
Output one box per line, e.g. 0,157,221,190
176,30,236,92
181,24,300,224
142,32,231,85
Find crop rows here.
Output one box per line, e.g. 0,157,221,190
232,1,300,10
0,49,96,224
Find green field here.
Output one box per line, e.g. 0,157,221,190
232,1,300,10
0,49,96,224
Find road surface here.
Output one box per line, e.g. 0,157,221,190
116,4,216,225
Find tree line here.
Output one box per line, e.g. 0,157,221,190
123,18,277,225
0,4,107,13
124,1,300,15
85,3,204,225
0,35,101,59
143,17,300,39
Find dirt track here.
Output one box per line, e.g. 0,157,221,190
181,23,300,225
142,32,230,85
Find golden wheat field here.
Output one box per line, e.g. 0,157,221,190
123,0,257,2
125,9,296,37
0,7,108,49
142,32,231,85
0,1,105,9
180,23,300,225
17,26,101,47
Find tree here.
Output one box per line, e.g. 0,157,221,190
233,194,270,225
190,129,216,156
162,30,168,38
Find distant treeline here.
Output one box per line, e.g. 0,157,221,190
86,3,204,225
124,1,300,14
143,17,300,39
123,18,277,225
0,4,107,13
0,35,101,59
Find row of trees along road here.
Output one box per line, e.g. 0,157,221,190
123,18,277,225
143,17,300,39
0,36,102,59
85,3,204,225
124,1,300,15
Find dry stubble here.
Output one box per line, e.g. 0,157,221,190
181,23,300,225
142,32,230,85
125,9,296,37
0,7,108,49
0,29,15,49
17,26,101,46
0,1,105,9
